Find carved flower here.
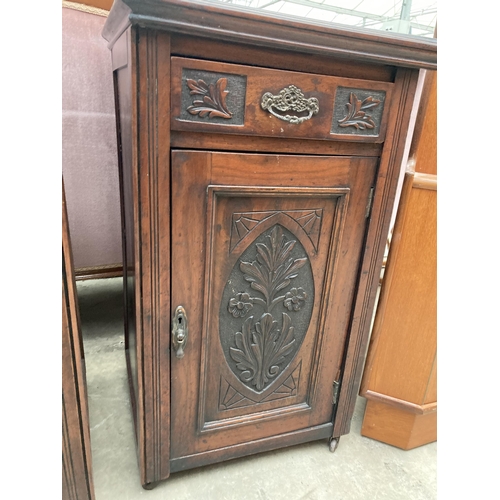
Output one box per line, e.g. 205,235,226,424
284,287,307,312
228,293,253,317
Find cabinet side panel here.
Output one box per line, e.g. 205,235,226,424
112,27,142,471
135,28,172,485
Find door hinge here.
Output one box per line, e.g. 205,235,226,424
365,187,375,218
332,380,340,405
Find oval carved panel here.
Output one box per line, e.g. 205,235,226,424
219,224,314,393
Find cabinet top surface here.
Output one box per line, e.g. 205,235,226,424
103,0,437,70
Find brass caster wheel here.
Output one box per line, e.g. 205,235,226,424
329,437,340,453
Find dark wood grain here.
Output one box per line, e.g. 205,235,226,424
103,0,437,487
62,182,95,500
171,57,393,143
111,25,144,480
102,0,132,48
103,0,436,69
170,152,375,465
332,67,420,438
171,34,396,83
170,423,333,473
112,26,173,486
75,264,123,281
170,131,382,157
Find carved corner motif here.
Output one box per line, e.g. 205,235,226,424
186,77,233,119
230,211,275,252
218,363,302,410
230,209,323,253
338,92,381,130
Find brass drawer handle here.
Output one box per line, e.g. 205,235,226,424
172,306,188,358
261,85,319,124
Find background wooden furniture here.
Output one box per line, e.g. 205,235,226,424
63,182,96,500
103,0,436,488
359,70,437,450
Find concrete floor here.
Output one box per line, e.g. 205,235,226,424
77,277,437,500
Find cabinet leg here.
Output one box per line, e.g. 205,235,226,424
142,481,159,490
329,437,340,453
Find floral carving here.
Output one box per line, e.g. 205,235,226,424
338,92,381,130
228,292,253,318
228,225,309,391
284,287,307,312
186,77,232,119
240,225,307,310
230,313,296,391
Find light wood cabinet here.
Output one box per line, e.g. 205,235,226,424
103,0,436,487
359,71,437,449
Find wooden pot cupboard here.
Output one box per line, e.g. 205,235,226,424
102,0,437,488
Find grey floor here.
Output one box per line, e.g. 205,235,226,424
77,277,437,500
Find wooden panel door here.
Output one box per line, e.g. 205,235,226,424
170,152,376,470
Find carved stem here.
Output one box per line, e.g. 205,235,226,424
252,297,267,309
269,295,286,311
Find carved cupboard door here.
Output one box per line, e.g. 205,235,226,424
170,151,376,469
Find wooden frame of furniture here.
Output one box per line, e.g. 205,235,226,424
103,0,437,488
63,182,96,500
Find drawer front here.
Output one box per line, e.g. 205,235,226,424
171,57,393,143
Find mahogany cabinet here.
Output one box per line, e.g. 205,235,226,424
102,0,437,488
63,182,95,500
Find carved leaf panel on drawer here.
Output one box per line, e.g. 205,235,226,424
332,88,387,136
181,68,247,123
171,57,393,142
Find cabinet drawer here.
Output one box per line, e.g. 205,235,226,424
171,57,393,143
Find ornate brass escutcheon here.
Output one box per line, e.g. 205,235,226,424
261,85,319,124
172,306,188,358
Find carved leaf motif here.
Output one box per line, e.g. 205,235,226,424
265,313,296,378
186,77,233,119
187,79,209,95
227,225,309,391
338,92,381,130
240,226,306,309
229,313,296,391
230,316,259,383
